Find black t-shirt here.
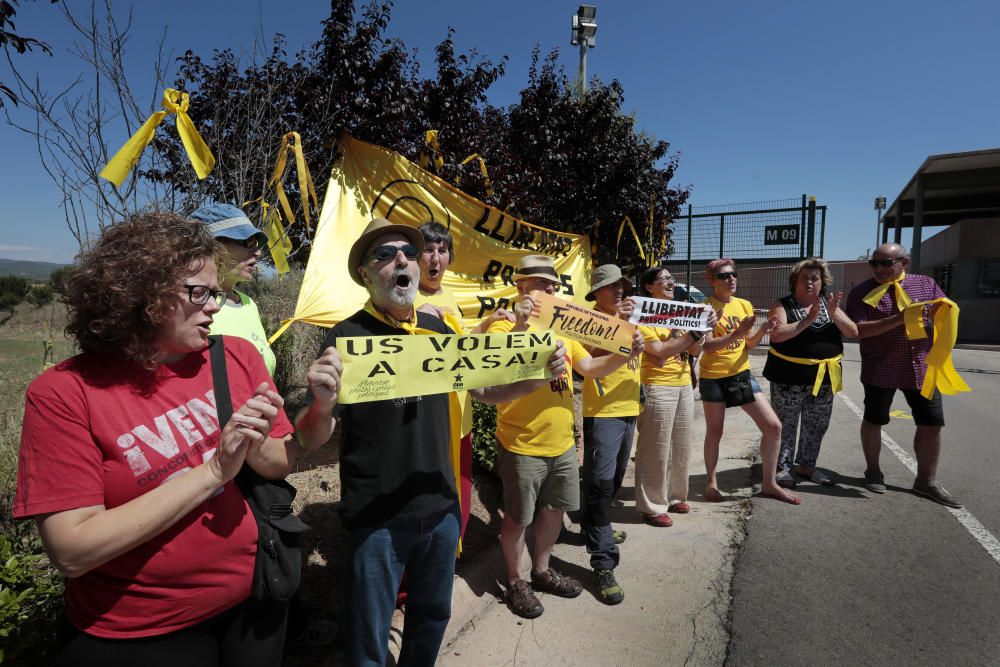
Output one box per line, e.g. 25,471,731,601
763,295,843,386
321,309,457,528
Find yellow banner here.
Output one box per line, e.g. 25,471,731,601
527,291,635,356
276,133,592,339
335,331,556,404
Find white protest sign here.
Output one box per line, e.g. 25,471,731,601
628,297,712,331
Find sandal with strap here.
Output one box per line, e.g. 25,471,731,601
506,579,544,619
531,568,583,598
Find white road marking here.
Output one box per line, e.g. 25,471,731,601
838,391,1000,566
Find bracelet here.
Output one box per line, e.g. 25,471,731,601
688,330,704,341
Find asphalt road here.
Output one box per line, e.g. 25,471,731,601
728,346,1000,666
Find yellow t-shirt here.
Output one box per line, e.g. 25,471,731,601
487,319,589,457
638,324,692,387
699,296,754,379
415,289,473,437
582,353,640,417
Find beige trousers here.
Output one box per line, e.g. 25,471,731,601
635,384,694,516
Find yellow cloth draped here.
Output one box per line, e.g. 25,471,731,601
262,203,292,275
361,301,464,554
268,132,319,239
419,129,445,171
100,88,215,187
862,271,911,311
767,349,843,396
615,215,646,262
456,153,495,197
902,297,972,399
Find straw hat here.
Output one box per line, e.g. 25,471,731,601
585,264,633,301
347,218,424,286
511,255,561,284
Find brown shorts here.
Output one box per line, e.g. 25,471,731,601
496,444,580,525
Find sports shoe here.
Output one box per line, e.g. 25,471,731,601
506,579,544,619
864,469,886,494
594,569,624,605
581,526,627,544
530,568,583,598
912,479,963,509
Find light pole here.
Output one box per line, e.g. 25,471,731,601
874,196,886,251
570,5,597,97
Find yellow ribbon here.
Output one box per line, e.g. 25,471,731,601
615,215,646,262
268,132,319,239
767,349,843,396
455,153,495,197
100,88,215,187
419,129,445,171
902,297,972,399
362,300,464,555
862,271,911,312
261,203,292,276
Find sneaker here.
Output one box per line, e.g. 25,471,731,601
530,568,583,598
912,479,963,509
506,579,544,619
581,526,627,544
594,569,624,605
864,469,886,494
642,513,673,527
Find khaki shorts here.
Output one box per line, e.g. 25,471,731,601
497,443,580,525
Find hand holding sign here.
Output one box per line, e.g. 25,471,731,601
627,297,713,332
618,297,636,320
527,291,636,356
307,346,344,410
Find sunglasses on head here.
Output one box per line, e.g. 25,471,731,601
714,271,738,280
868,257,904,268
365,243,419,263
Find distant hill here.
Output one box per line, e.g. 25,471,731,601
0,258,68,281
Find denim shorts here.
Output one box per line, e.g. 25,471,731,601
699,373,762,403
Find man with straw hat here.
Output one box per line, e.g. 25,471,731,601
295,220,567,665
488,255,644,617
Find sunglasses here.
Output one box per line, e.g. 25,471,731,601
222,236,261,251
365,243,419,263
868,257,904,268
714,272,738,281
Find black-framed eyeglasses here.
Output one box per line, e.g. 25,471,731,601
868,257,904,268
655,273,675,283
365,243,419,263
182,284,227,306
714,271,738,281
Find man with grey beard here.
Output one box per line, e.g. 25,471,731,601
296,218,566,665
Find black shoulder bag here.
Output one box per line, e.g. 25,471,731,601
208,335,310,601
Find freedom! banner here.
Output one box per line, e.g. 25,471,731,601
527,291,635,356
335,331,557,404
271,133,593,341
627,297,713,331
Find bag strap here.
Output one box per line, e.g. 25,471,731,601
208,335,234,427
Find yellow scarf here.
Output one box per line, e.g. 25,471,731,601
902,297,972,399
363,300,465,555
862,271,911,311
767,349,843,396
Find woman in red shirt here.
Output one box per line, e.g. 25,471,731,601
14,212,297,666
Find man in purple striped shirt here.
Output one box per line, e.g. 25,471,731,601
846,243,960,508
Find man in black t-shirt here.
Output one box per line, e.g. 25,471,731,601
296,218,565,666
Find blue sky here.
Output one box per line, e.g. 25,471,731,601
3,0,998,264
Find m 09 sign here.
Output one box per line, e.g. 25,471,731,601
764,224,800,245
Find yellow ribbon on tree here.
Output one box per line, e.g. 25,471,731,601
261,202,292,276
862,271,911,311
455,153,495,197
361,300,465,555
100,88,215,187
268,132,319,239
767,349,843,396
615,215,646,263
902,297,972,399
419,129,445,171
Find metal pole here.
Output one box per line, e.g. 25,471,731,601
875,209,881,250
807,196,816,257
719,214,725,259
686,204,693,295
820,207,826,258
911,173,924,273
578,42,587,95
799,194,807,259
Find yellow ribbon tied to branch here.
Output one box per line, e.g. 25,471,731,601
455,153,495,197
862,272,911,311
100,88,215,187
419,129,445,171
615,215,646,263
902,297,972,399
262,202,292,276
268,132,319,239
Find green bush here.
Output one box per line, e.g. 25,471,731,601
0,521,63,665
25,285,54,308
471,401,498,472
0,277,29,314
48,268,69,293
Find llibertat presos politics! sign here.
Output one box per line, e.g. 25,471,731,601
627,297,713,331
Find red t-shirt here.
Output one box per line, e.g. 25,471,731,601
13,336,294,638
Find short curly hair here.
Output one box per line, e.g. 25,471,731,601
62,211,219,370
788,257,833,294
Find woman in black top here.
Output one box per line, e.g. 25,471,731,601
763,259,858,486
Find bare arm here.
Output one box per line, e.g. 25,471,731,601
471,339,568,404
36,393,275,578
576,329,644,379
855,312,903,339
644,309,715,359
826,291,859,339
703,315,755,353
243,386,297,479
767,300,818,343
295,346,342,450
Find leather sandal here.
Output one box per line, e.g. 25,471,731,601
531,568,583,598
506,580,544,619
